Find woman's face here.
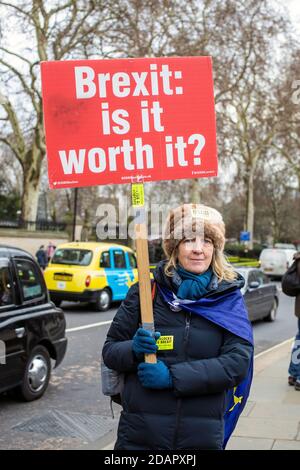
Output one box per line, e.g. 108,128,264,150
177,235,214,274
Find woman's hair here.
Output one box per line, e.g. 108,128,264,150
164,244,237,282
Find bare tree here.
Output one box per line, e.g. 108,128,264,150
0,0,113,222
215,4,287,247
272,49,300,191
0,143,22,219
254,162,300,245
103,0,288,215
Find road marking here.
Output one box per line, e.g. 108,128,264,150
66,320,112,333
254,336,294,359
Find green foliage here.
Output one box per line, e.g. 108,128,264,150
228,258,260,267
0,192,21,219
225,243,263,260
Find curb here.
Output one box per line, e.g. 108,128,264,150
78,426,118,450
254,337,294,375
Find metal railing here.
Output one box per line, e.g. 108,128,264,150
0,219,67,232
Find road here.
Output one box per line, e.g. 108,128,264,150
0,285,297,450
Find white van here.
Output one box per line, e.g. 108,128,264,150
259,248,297,277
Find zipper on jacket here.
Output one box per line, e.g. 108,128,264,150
184,312,192,358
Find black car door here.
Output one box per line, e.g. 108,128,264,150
0,255,49,392
243,270,262,321
250,270,269,320
0,255,26,390
255,269,274,317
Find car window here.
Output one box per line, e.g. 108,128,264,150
52,249,93,266
0,258,14,307
128,253,137,269
15,259,43,300
260,249,286,262
248,271,258,284
100,251,111,268
113,250,126,269
255,270,265,285
236,269,247,280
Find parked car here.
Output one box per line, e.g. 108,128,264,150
44,242,138,311
259,248,297,278
274,243,296,250
236,267,279,322
0,245,67,401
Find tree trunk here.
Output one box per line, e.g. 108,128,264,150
246,167,255,250
190,179,201,204
22,175,40,225
21,146,42,227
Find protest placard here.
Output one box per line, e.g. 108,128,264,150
41,56,218,363
41,57,217,189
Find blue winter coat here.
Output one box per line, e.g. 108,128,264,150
102,262,253,450
35,248,47,268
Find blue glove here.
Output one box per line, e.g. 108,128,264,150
138,360,173,389
132,328,161,359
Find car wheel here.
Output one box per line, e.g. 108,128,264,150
17,345,51,401
52,299,62,308
94,288,112,312
264,299,278,322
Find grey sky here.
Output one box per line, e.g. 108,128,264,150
285,0,300,26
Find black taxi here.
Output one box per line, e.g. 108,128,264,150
0,245,67,401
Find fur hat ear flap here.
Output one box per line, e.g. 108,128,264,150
163,204,225,257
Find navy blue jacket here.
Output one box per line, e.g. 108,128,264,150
35,248,47,268
102,262,253,450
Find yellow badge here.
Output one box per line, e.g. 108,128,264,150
156,335,174,351
131,183,144,207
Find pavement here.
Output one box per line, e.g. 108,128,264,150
227,338,300,450
86,337,300,451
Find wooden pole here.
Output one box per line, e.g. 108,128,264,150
132,183,156,364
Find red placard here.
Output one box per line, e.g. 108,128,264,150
41,57,217,189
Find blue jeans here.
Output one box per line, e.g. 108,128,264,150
288,318,300,381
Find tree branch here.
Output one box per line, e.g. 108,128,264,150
0,58,39,112
0,46,32,66
0,136,22,162
1,98,26,159
0,1,32,19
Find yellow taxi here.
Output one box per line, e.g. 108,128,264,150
44,242,138,311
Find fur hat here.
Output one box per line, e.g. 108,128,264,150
162,203,225,257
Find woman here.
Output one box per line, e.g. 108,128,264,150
102,203,253,450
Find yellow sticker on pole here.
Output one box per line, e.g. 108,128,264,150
156,335,174,351
131,183,145,207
